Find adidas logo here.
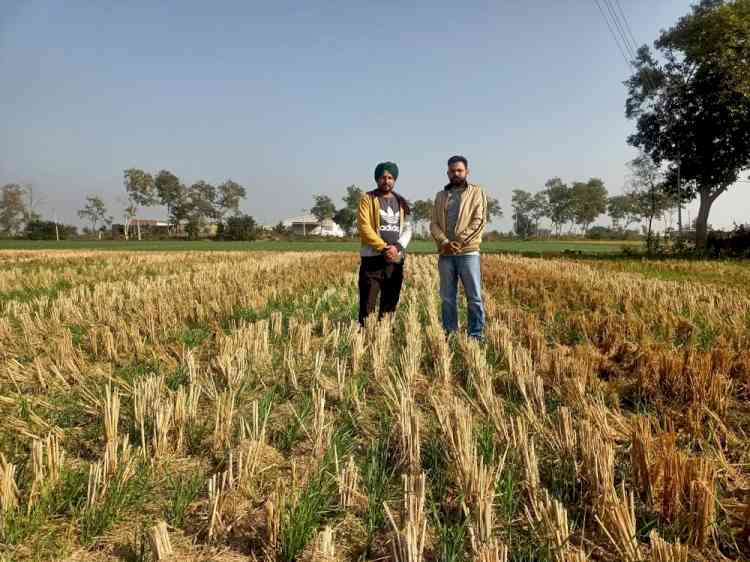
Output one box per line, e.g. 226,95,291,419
380,207,399,225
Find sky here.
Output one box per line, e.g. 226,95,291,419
1,0,748,231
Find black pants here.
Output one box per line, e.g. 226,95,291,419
358,256,404,326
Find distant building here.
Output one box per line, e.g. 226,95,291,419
112,218,183,237
281,214,344,237
311,218,345,237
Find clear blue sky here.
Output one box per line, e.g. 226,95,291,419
1,0,747,230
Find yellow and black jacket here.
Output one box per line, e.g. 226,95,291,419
357,190,413,257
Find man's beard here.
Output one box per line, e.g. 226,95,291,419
450,177,468,187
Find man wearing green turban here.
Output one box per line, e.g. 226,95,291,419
357,161,413,326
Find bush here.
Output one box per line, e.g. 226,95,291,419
707,224,750,257
216,214,258,241
586,226,642,240
23,220,78,240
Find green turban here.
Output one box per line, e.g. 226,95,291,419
374,161,399,181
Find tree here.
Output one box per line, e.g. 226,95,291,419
311,195,336,221
218,214,257,241
529,192,548,233
625,0,750,249
543,178,574,236
511,189,536,239
411,199,434,236
77,195,108,237
154,170,186,230
24,220,77,240
22,184,44,223
342,185,363,212
123,168,156,240
570,178,608,234
486,197,503,222
627,153,675,252
333,208,356,236
217,179,247,220
0,184,29,236
185,181,220,235
338,185,363,235
665,0,750,98
607,193,641,231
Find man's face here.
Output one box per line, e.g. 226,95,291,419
447,162,468,186
377,171,396,192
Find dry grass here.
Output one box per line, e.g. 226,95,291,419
0,251,748,561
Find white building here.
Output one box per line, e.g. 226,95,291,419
281,214,345,237
310,218,345,237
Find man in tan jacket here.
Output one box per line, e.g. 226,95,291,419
430,155,487,339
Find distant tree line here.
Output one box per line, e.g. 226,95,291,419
121,169,248,240
506,160,677,242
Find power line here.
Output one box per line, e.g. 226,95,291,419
592,0,632,69
613,0,640,53
602,0,637,60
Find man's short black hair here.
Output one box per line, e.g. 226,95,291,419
447,155,468,168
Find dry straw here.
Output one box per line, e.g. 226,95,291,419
0,454,19,520
526,488,573,562
311,525,337,562
29,433,64,509
335,452,363,510
148,520,174,560
213,389,237,452
648,529,689,562
595,483,640,562
384,473,427,562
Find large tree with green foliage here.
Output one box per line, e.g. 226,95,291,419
77,195,108,234
625,0,750,249
570,179,608,234
0,184,29,236
123,168,156,240
626,153,676,251
486,196,503,222
543,178,574,236
511,189,536,239
411,199,434,236
311,195,336,221
607,193,641,231
154,170,186,228
334,185,363,235
216,179,247,220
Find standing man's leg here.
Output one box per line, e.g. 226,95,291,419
458,255,485,338
438,255,459,333
379,261,404,318
358,257,384,326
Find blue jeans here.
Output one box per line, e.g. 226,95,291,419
438,254,485,337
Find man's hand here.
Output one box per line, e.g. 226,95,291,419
384,245,400,262
441,240,453,255
448,241,462,254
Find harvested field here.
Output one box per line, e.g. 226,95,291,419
0,251,748,561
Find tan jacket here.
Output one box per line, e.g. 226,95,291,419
430,183,487,254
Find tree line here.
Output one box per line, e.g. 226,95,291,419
307,188,504,237
121,169,247,240
508,157,677,241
